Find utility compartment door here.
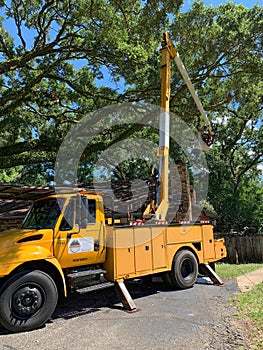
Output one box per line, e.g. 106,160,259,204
115,228,135,277
151,227,167,269
202,225,216,260
134,227,152,273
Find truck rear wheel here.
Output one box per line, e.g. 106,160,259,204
163,250,198,289
0,270,58,332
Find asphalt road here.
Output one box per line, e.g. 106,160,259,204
0,277,248,350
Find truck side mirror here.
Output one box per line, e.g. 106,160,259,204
74,223,80,233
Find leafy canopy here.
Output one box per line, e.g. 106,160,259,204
0,1,262,231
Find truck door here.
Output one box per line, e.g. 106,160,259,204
54,196,105,268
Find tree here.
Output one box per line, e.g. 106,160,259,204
166,1,263,231
0,0,182,177
0,1,262,230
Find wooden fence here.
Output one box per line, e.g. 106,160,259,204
216,234,263,263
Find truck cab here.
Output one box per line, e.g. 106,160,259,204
0,191,111,332
0,192,106,271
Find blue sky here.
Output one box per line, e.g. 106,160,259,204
182,0,263,10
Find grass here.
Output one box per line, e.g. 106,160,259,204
216,263,263,349
235,283,263,349
215,262,263,279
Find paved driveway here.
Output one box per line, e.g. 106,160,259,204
0,277,248,350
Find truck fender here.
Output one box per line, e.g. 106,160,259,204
1,246,67,297
45,257,67,298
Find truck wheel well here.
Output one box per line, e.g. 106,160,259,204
8,260,66,301
172,246,200,268
163,246,200,289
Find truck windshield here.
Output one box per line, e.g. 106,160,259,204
20,198,65,229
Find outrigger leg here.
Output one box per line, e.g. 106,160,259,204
200,263,224,285
114,280,138,312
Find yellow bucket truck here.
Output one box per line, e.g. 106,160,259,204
0,33,226,332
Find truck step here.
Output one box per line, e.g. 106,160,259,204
76,282,115,294
67,268,106,279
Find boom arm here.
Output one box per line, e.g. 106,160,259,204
162,32,215,145
154,32,214,221
153,33,174,220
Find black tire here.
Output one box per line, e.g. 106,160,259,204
163,250,198,289
0,270,58,332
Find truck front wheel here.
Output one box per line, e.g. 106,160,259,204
163,250,198,289
0,270,58,332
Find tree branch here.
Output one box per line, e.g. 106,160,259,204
0,151,57,169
